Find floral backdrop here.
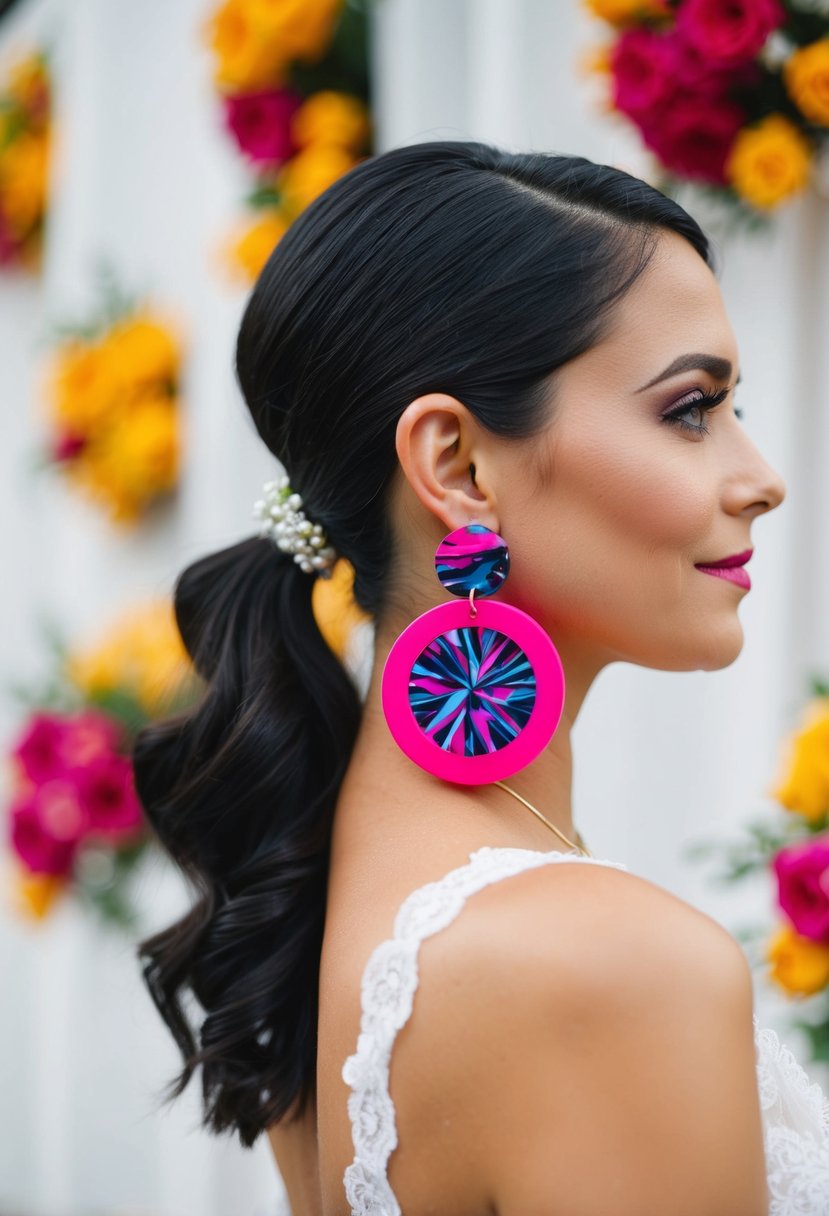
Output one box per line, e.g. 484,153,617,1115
582,0,829,230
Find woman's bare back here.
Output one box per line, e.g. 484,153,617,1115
310,833,753,1216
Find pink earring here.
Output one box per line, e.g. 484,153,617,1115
381,523,565,785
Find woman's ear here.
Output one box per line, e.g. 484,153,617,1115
394,393,500,534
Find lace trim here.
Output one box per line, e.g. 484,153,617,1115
753,1014,829,1214
341,845,628,1214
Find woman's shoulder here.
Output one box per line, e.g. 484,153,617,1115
433,852,747,991
394,852,752,1116
405,856,764,1214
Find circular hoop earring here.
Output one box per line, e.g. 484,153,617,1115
381,523,566,785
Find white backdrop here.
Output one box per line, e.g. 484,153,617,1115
1,0,827,1213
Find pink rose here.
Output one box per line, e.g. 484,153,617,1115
664,29,763,92
676,0,786,67
222,89,303,166
9,783,87,875
773,837,829,944
12,709,123,783
60,709,124,767
638,93,746,183
611,28,756,124
0,215,20,266
75,752,143,841
53,430,87,461
611,28,680,121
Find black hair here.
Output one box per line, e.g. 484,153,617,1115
132,139,714,1148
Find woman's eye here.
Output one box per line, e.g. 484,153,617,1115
662,386,733,436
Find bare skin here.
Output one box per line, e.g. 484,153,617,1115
269,229,787,1214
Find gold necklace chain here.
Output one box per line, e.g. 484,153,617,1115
493,779,593,858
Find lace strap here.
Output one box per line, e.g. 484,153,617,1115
341,845,628,1214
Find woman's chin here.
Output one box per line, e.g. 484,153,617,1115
697,622,745,672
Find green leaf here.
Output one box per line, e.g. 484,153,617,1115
285,0,370,99
83,686,151,735
682,812,809,886
245,182,282,209
792,1011,829,1064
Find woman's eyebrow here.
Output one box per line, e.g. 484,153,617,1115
635,353,742,392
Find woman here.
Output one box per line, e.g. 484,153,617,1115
133,141,829,1215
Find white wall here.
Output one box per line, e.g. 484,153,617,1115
1,0,827,1212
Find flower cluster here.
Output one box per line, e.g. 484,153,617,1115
765,696,829,999
689,680,829,1064
204,0,373,281
4,601,198,926
0,49,51,271
582,0,829,218
39,277,184,525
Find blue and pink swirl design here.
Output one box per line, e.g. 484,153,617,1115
409,625,536,755
434,524,509,598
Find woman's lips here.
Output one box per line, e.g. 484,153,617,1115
695,564,751,590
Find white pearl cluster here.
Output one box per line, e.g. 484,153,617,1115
252,471,338,577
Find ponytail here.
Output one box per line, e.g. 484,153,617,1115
132,537,363,1146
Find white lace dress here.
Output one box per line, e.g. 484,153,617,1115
341,845,829,1215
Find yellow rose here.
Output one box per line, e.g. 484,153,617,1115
66,453,144,525
207,0,288,91
11,868,67,921
290,91,371,153
725,114,812,210
42,339,121,436
766,923,829,997
65,641,124,702
0,131,50,234
207,0,343,92
244,0,344,65
576,42,614,78
228,209,290,281
784,38,829,127
101,315,182,401
90,392,180,503
6,52,50,119
581,0,670,25
277,143,359,220
311,556,373,661
66,601,194,716
769,698,829,824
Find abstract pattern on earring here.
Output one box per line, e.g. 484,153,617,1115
409,626,536,756
434,524,509,597
382,524,565,785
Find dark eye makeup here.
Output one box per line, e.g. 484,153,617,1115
661,386,744,436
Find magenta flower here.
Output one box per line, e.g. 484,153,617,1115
75,752,143,841
11,709,123,784
222,89,303,166
638,93,746,183
676,0,786,67
773,837,829,944
611,28,679,121
8,783,88,875
0,213,20,266
53,430,87,461
60,709,124,767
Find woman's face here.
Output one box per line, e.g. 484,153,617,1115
500,229,787,675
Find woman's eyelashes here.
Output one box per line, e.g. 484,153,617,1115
661,386,743,436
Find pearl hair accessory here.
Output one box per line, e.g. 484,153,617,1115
252,472,339,577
